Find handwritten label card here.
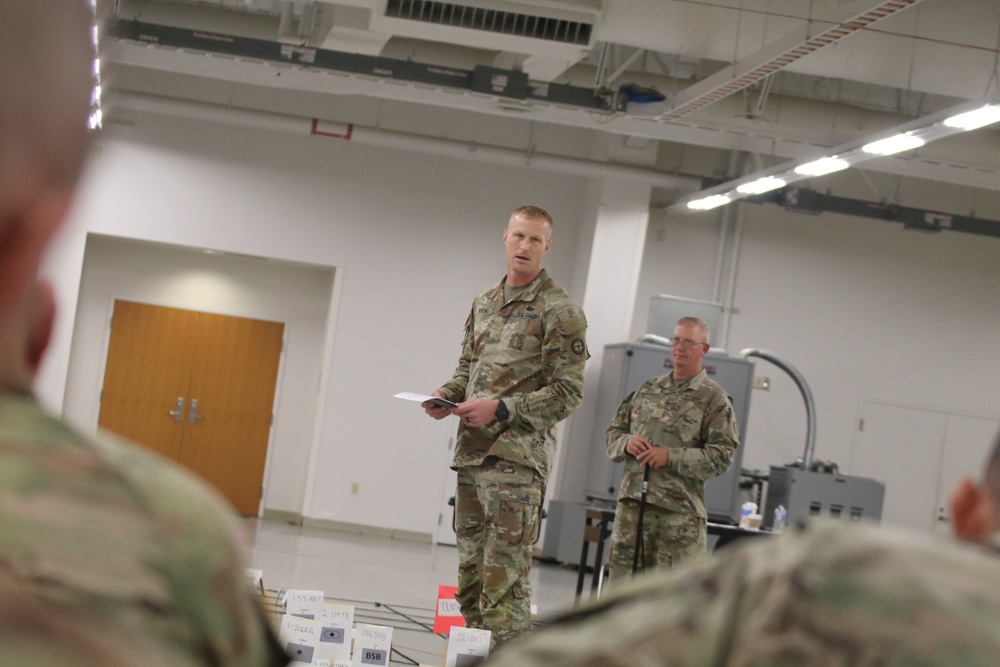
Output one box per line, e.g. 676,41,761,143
352,623,392,667
432,584,465,634
278,614,318,664
314,602,355,662
444,627,491,667
285,589,325,620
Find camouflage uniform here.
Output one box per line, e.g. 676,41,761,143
605,370,738,579
440,268,588,644
0,391,288,667
483,520,1000,667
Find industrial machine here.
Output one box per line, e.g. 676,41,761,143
762,464,885,530
738,348,885,530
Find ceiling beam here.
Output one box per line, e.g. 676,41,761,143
653,0,925,122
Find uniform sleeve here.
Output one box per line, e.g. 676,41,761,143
438,306,474,403
509,303,588,430
667,389,739,481
605,391,637,462
108,443,289,667
478,540,762,667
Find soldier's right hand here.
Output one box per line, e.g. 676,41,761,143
625,434,653,456
423,390,454,420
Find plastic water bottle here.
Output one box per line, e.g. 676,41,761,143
739,500,757,529
773,503,788,533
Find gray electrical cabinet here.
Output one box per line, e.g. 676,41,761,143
583,342,754,524
762,466,885,529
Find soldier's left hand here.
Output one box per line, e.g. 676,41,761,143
637,447,669,469
453,397,498,428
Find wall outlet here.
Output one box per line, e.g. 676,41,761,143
350,482,359,495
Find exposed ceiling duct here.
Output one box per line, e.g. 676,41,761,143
109,91,701,189
751,185,1000,239
97,0,1000,211
383,0,594,46
650,0,926,122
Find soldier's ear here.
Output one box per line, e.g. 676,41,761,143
0,186,70,311
950,477,993,543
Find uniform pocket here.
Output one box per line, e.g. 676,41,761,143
497,499,540,546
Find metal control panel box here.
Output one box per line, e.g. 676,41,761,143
763,466,885,529
583,342,754,524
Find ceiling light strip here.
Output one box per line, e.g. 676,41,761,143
675,94,1000,214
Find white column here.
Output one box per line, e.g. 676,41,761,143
551,174,652,504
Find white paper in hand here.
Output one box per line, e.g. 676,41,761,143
394,392,457,409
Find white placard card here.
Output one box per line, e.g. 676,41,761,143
285,589,325,619
444,627,491,667
314,602,355,662
352,623,393,667
278,614,319,664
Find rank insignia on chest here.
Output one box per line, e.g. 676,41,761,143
509,333,525,350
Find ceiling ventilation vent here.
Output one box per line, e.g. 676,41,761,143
384,0,592,46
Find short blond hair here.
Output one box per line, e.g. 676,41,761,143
677,317,710,344
511,205,554,227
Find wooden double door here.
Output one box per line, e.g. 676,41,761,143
98,300,284,515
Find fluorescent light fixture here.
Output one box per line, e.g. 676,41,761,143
90,7,102,130
862,131,925,156
736,176,786,195
687,194,731,210
943,104,1000,131
794,157,849,177
669,91,1000,215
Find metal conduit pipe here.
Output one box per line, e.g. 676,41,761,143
635,333,672,348
739,348,816,470
109,92,703,190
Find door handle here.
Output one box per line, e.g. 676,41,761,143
189,398,203,424
168,397,184,423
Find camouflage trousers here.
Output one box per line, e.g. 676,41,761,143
607,499,706,584
455,457,543,645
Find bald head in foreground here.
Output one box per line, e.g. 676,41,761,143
0,2,287,665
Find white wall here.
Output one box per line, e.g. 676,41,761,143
41,110,592,536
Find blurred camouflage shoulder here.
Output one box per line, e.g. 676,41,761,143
486,519,1000,667
0,391,286,667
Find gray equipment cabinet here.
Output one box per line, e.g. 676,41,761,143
583,342,754,523
762,465,885,529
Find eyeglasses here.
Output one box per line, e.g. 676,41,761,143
670,337,706,350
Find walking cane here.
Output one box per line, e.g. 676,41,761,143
631,463,651,573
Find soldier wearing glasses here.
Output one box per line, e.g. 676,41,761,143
605,317,739,582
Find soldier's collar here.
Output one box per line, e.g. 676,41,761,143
669,369,707,389
498,269,549,303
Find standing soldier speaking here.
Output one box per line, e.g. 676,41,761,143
605,317,739,581
424,205,588,646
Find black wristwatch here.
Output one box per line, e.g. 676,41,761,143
495,399,510,422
